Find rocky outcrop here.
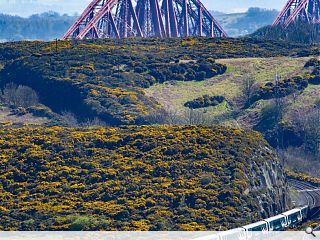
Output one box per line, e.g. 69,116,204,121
248,146,291,218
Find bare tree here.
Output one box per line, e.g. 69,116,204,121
273,74,288,149
61,111,79,127
1,83,17,106
82,117,106,127
145,107,185,125
184,109,212,125
303,108,320,156
292,102,320,157
15,85,39,108
145,107,215,126
281,147,320,178
1,83,39,108
241,77,256,107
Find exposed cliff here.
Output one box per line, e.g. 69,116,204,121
249,156,290,218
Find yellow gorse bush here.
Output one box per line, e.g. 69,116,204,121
0,125,279,231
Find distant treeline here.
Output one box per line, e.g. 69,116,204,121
251,22,320,44
214,8,279,37
0,12,76,41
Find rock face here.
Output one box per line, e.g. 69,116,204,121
248,146,291,218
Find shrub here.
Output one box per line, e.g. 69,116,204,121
195,71,206,81
200,174,213,185
184,95,225,109
307,75,320,85
69,216,94,231
304,58,320,68
27,105,55,118
251,76,308,103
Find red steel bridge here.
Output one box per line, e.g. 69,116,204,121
63,0,227,40
273,0,320,27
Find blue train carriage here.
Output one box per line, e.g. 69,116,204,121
242,220,268,231
281,208,303,227
242,221,269,240
264,214,287,231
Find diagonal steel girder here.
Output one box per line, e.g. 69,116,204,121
63,0,227,40
272,0,320,27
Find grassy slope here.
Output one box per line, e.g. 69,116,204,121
145,57,318,126
0,38,317,126
0,106,48,126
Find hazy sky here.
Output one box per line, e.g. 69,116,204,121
0,0,287,17
203,0,286,13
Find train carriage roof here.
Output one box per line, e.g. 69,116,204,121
281,208,301,216
299,205,309,210
264,214,286,222
242,221,268,229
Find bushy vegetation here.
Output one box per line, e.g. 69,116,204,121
147,59,227,83
251,76,309,103
251,22,320,44
0,39,229,125
250,59,320,178
0,125,283,230
305,57,320,84
286,170,320,186
0,38,318,125
250,58,320,104
184,95,225,109
304,57,320,69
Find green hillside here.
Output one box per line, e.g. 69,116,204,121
0,125,288,230
0,34,319,232
0,38,318,126
146,56,320,177
146,56,315,119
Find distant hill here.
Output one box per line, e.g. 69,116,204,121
213,8,279,37
210,10,227,17
0,12,75,41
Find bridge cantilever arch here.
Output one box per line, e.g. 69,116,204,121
272,0,320,27
63,0,227,40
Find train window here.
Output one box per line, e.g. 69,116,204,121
269,219,285,230
288,212,301,224
248,224,267,231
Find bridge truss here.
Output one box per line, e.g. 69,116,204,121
63,0,227,40
273,0,320,27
